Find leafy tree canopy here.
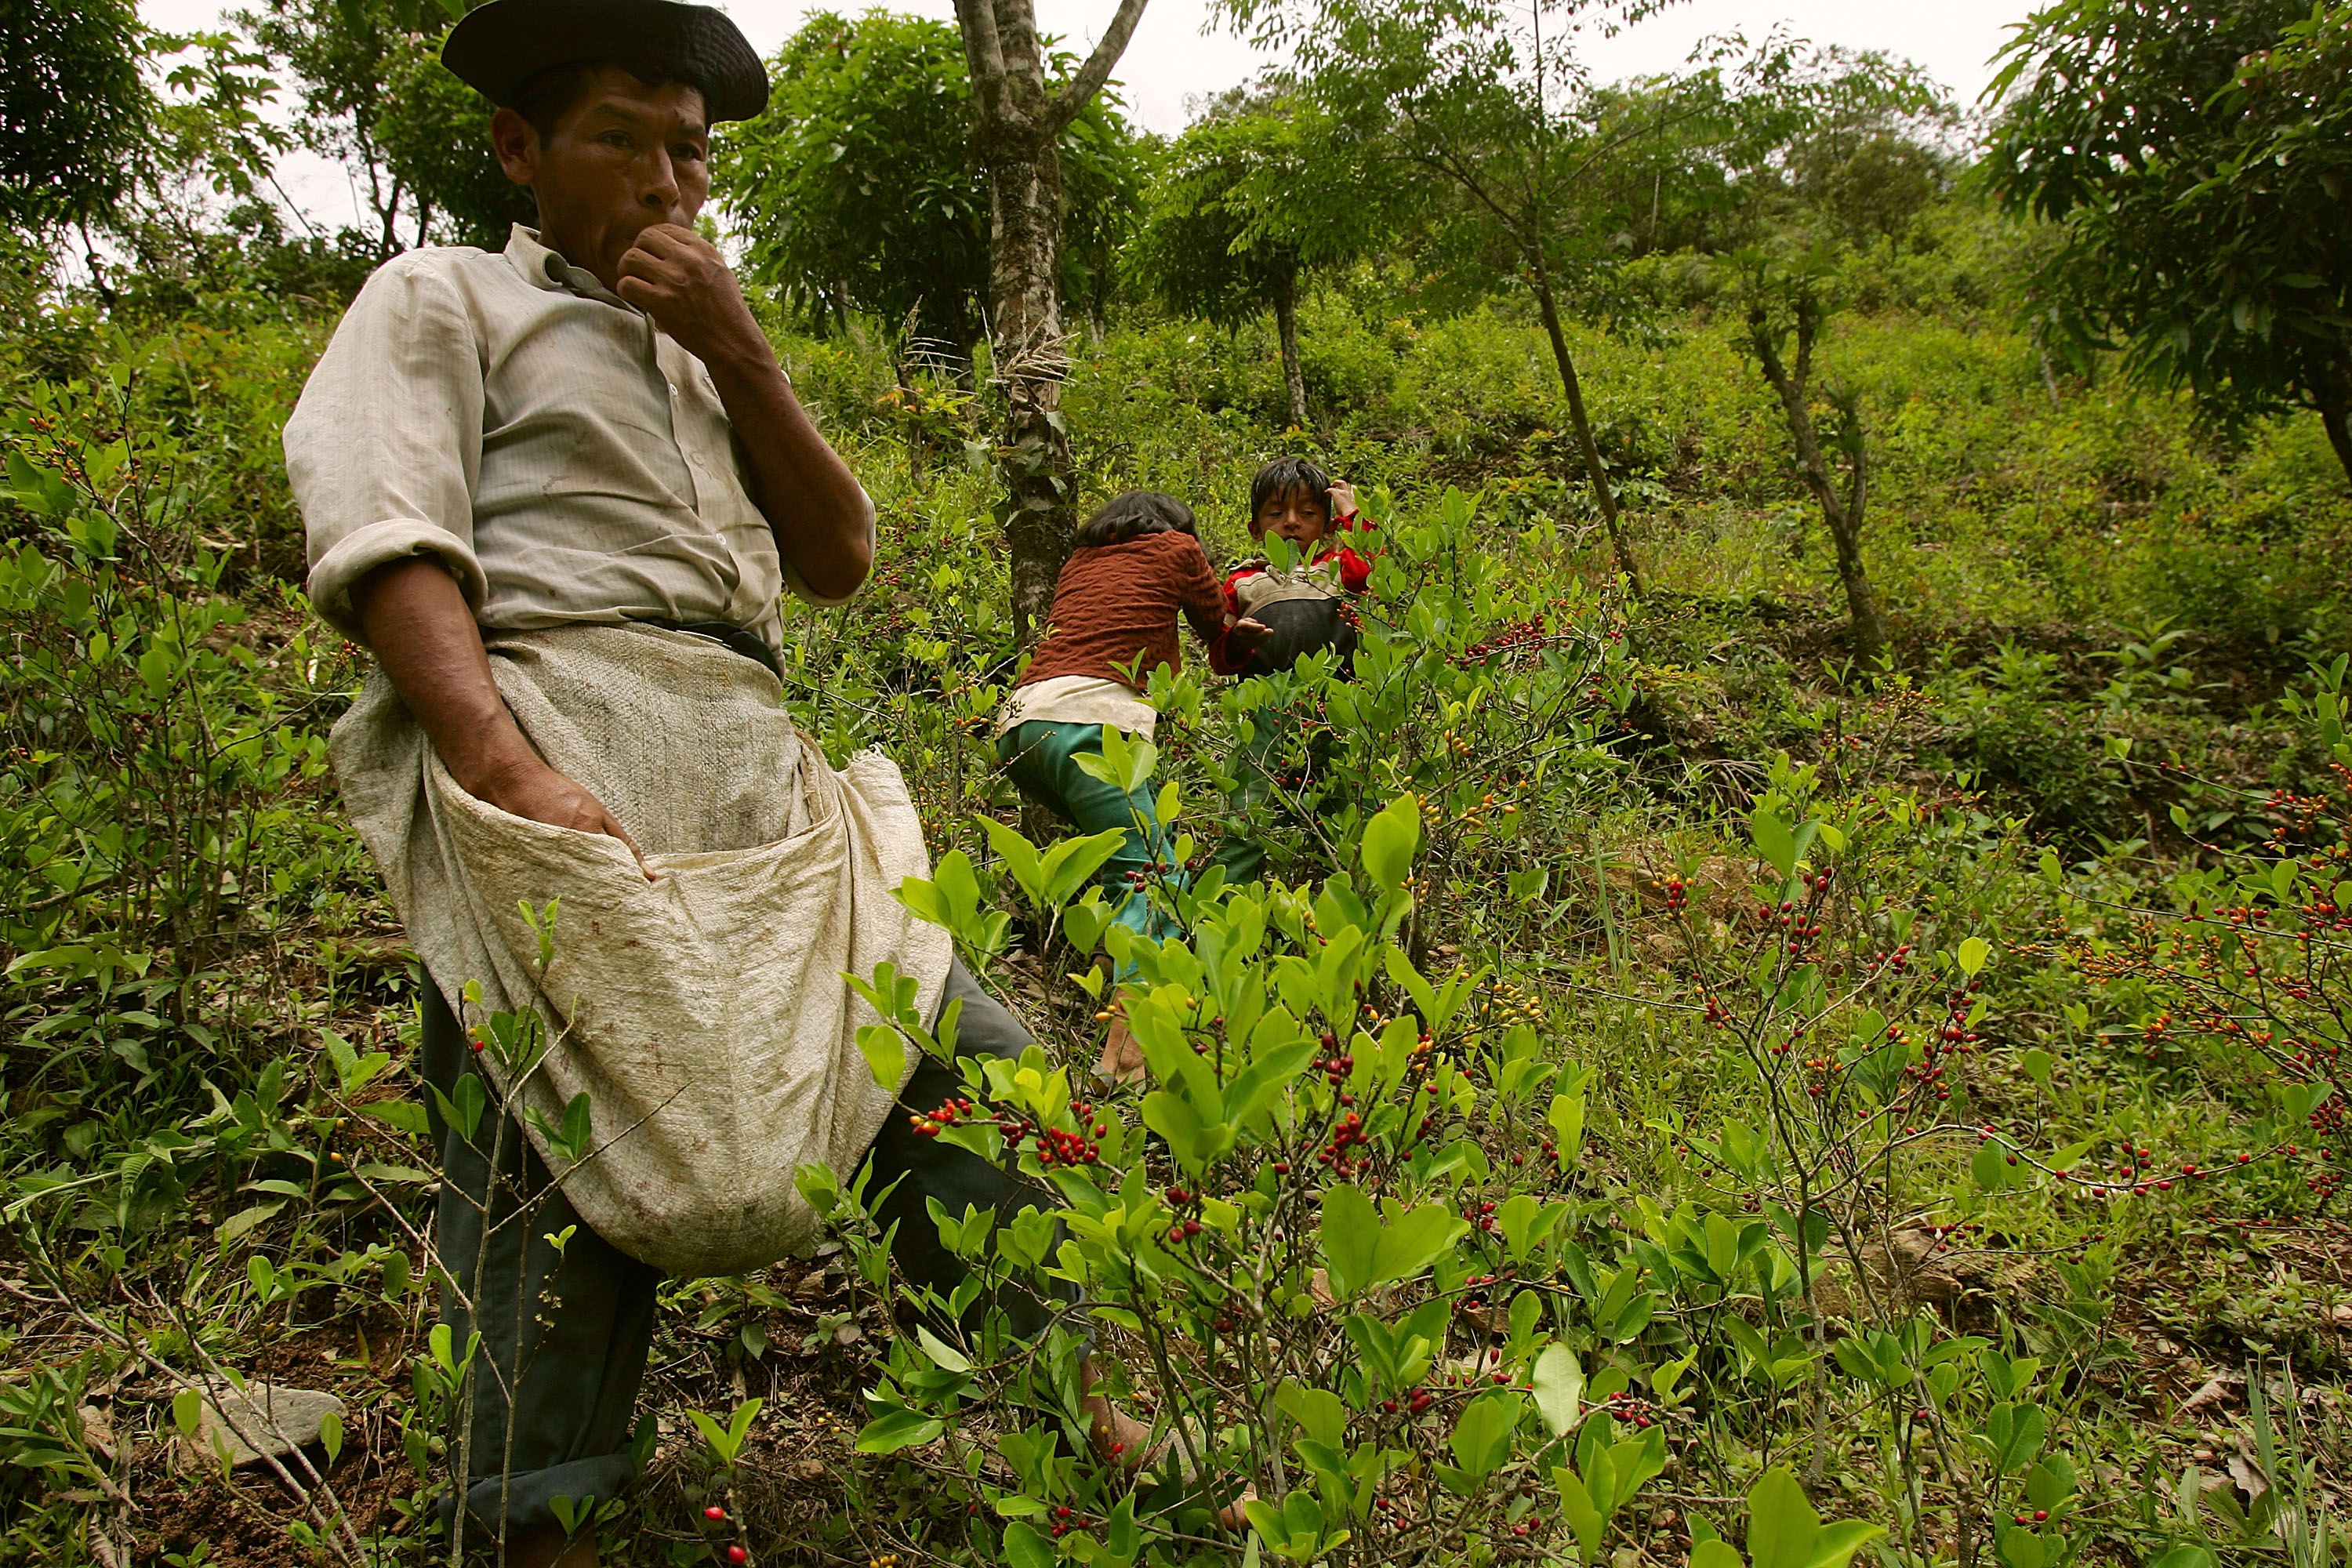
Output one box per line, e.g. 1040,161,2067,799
1207,0,1934,586
1128,91,1381,327
237,0,480,255
1,0,152,231
1984,0,2352,480
716,9,1145,356
376,30,538,251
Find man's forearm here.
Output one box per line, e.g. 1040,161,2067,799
702,341,873,601
352,557,537,797
350,557,655,874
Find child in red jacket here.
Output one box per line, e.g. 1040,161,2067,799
1211,456,1376,679
1211,457,1378,884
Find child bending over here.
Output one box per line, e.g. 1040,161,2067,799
996,491,1269,1080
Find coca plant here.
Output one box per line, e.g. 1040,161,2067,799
798,782,1892,1568
782,488,2349,1568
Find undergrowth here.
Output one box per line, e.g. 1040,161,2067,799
0,245,2346,1568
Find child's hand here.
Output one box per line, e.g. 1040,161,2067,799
1327,479,1358,521
1226,618,1274,655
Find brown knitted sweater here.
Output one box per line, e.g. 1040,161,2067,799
1016,530,1231,691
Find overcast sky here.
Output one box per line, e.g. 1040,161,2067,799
140,0,2029,235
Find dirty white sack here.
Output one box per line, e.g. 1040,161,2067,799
332,623,947,1276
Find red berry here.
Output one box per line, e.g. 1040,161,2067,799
728,1549,749,1566
705,1504,727,1521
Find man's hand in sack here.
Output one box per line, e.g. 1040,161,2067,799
352,557,657,881
475,756,655,881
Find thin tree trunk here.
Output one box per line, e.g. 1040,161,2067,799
1748,304,1885,658
76,220,115,310
1275,266,1307,430
982,118,1071,640
896,358,930,491
954,0,1152,643
373,165,403,260
1530,270,1646,597
2318,371,2352,490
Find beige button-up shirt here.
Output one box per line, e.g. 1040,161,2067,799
286,225,870,660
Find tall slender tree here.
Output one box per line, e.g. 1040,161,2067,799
1215,0,1908,596
1214,0,1678,591
1715,94,1948,656
1735,241,1885,656
235,0,421,255
1130,96,1381,429
950,0,1151,637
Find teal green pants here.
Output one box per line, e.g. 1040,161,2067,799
997,720,1182,951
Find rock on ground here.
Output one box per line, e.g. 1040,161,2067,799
193,1381,343,1468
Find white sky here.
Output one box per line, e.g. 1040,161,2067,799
139,0,2027,236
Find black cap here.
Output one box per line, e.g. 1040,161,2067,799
443,0,768,124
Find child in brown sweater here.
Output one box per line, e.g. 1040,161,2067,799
995,492,1269,1079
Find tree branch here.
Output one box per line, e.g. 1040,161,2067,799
1794,292,1816,390
1559,92,1733,187
1397,111,1531,246
953,0,1011,124
1843,402,1868,527
1750,303,1840,527
1049,0,1151,130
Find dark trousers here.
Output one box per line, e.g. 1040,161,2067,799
418,960,1049,1536
1212,692,1338,886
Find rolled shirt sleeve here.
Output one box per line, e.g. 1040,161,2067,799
285,253,488,641
287,227,873,659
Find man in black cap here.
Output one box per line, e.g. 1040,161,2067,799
284,4,1156,1563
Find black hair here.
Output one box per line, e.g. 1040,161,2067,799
1073,490,1198,549
513,60,691,143
1249,456,1331,528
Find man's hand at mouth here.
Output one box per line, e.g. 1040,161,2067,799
615,223,763,368
611,223,874,601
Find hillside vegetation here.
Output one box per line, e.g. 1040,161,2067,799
2,49,2350,1568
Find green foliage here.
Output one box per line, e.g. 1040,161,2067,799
0,0,151,230
1,372,354,1004
718,10,1146,353
1129,96,1379,328
5,37,2352,1559
235,0,426,253
1985,0,2352,479
1693,1467,1886,1568
376,27,538,250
